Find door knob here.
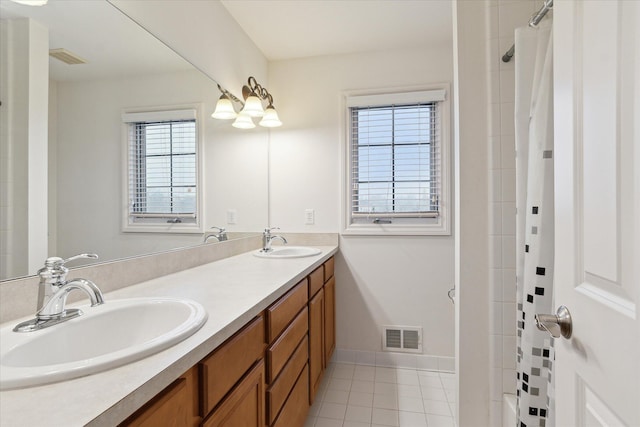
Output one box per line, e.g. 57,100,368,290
535,305,572,339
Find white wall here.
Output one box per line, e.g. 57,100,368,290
0,18,48,280
268,45,456,364
452,1,490,424
109,0,268,100
53,69,268,261
486,1,540,426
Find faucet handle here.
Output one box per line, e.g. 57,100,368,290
210,226,226,233
45,253,99,268
43,254,98,272
264,227,280,234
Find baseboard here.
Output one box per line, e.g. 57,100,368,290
332,348,455,373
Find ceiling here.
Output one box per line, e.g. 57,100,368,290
0,0,191,82
220,0,454,61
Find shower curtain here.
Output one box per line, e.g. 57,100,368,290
514,23,554,427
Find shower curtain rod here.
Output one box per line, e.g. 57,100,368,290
501,0,553,63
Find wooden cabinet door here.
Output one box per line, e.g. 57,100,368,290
308,288,324,404
200,315,265,415
121,366,200,427
323,276,335,366
271,364,310,427
203,360,265,427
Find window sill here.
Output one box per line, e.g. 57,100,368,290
122,223,203,234
342,222,450,236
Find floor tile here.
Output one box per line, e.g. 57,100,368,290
396,384,422,398
328,377,352,392
354,365,376,381
426,413,456,427
397,395,424,413
395,369,419,386
345,405,373,423
423,399,452,416
420,386,448,402
351,380,375,394
418,375,443,388
304,363,457,427
314,417,344,427
309,399,323,416
343,422,372,427
373,393,398,410
371,408,400,426
375,367,397,383
318,402,347,420
440,376,456,389
417,370,440,377
349,391,374,407
398,411,428,427
374,382,399,396
332,364,356,380
323,388,349,404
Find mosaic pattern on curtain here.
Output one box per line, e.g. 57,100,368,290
514,23,555,427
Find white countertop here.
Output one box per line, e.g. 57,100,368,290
0,246,337,427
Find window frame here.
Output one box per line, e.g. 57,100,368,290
121,104,205,234
342,86,451,236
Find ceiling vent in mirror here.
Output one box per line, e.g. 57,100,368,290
49,48,87,65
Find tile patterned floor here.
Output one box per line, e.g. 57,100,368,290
304,363,457,427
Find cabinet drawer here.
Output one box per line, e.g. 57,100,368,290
266,279,308,343
323,257,334,282
271,363,310,427
324,276,336,364
308,266,324,298
200,315,265,416
266,335,309,424
122,376,189,427
202,360,265,427
266,307,308,383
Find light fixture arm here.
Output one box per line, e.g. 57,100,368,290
242,76,275,106
217,84,243,106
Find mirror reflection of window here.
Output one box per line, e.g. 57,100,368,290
122,108,203,233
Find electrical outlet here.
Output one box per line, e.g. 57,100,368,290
305,209,315,225
227,209,237,224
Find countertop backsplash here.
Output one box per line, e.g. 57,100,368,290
0,233,338,324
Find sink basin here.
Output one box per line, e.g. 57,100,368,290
0,297,207,390
254,246,322,259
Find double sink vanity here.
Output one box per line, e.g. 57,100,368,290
0,238,338,427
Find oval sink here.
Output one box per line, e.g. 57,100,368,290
254,246,322,259
0,297,207,390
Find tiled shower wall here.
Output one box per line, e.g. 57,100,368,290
487,1,540,425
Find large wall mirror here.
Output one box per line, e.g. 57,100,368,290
0,0,269,281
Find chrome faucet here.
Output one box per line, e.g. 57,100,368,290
261,227,288,253
14,254,105,332
205,226,228,243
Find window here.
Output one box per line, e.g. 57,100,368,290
344,89,449,235
122,107,203,233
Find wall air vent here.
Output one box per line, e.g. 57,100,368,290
49,48,87,65
382,326,422,353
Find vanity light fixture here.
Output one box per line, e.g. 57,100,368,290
9,0,48,5
211,85,242,120
232,114,256,129
211,77,282,128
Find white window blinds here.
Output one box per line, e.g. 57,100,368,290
124,109,198,224
348,91,443,224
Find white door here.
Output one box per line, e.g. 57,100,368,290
553,1,639,426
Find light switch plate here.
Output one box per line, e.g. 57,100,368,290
305,209,315,225
227,209,237,224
